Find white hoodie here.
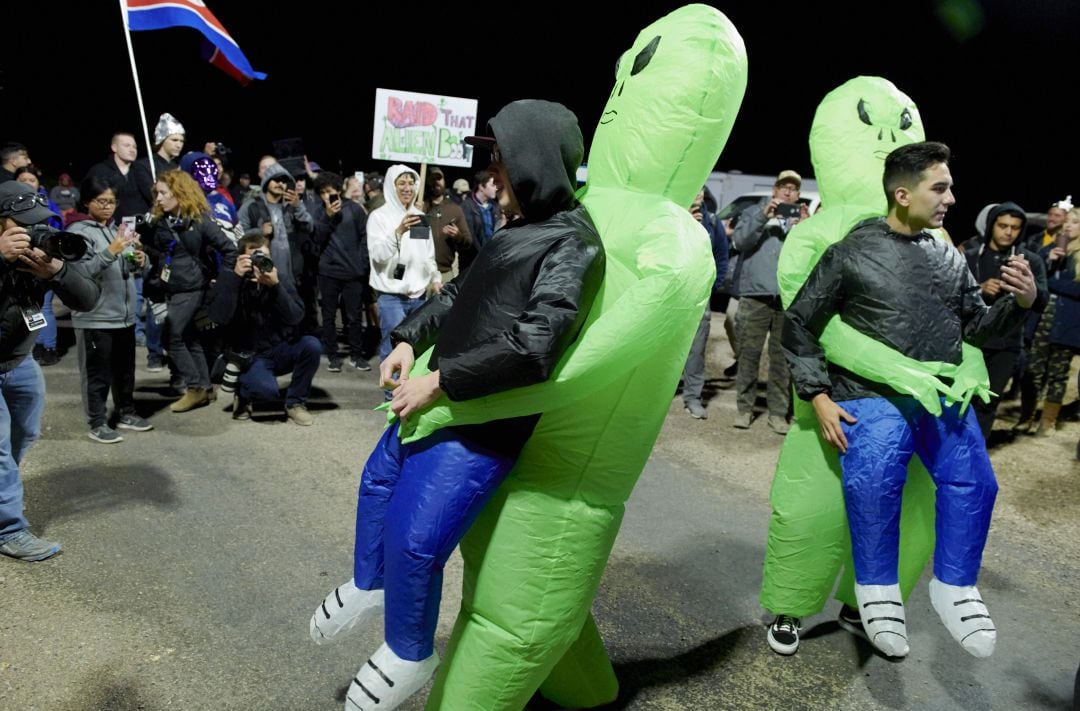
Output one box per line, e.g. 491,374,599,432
366,164,440,297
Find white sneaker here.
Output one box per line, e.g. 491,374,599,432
929,577,996,658
345,643,438,711
309,579,384,645
854,583,909,657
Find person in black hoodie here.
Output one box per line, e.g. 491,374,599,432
784,142,1038,659
310,171,371,373
308,100,604,711
962,201,1048,438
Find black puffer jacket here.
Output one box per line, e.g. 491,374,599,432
392,100,604,454
784,218,1028,402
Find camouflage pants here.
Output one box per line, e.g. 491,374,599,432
1024,296,1075,405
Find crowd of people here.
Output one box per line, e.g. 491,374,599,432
1,88,1078,708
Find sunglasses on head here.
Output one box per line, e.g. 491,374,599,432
0,192,47,215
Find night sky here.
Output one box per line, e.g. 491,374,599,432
5,1,1076,236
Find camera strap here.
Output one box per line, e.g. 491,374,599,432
161,239,177,283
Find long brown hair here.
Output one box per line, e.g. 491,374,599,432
151,170,209,221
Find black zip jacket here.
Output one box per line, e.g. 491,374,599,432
205,268,304,354
390,100,604,456
144,214,237,295
312,200,369,280
784,218,1028,402
0,260,100,372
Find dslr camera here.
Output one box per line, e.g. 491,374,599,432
250,250,274,273
26,224,87,261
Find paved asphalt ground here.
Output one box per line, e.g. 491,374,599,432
1,316,1078,710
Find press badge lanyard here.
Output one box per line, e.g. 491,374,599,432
160,239,177,283
5,272,48,332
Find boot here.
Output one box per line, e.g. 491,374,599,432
1035,401,1061,436
170,388,209,413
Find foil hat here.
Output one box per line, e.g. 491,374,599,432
153,112,186,145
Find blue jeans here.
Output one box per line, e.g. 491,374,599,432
237,336,321,408
376,293,427,362
37,290,57,350
0,357,46,541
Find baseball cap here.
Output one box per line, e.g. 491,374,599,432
0,181,60,225
776,170,801,187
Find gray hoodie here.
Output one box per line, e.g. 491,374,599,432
236,163,312,282
67,219,138,329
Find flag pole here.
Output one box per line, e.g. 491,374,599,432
119,0,156,182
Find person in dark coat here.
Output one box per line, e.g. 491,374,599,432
962,201,1048,438
309,100,605,711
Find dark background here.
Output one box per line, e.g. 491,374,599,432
4,0,1077,236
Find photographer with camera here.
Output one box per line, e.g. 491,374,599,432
730,169,807,433
205,233,321,425
0,181,101,561
237,162,312,288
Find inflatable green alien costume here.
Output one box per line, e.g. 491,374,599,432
759,76,993,620
382,6,748,707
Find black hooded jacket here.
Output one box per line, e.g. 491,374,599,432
961,201,1048,351
391,100,605,455
784,218,1029,402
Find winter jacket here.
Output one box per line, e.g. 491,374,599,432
144,214,237,295
731,198,797,298
205,267,305,355
1047,254,1080,350
392,100,604,404
67,219,138,329
236,163,313,283
784,218,1028,402
427,199,472,273
312,200,369,281
0,258,100,372
962,201,1048,351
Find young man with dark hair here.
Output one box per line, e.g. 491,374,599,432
458,168,502,271
311,171,371,372
0,143,31,184
783,141,1038,659
963,201,1048,438
205,232,321,425
424,166,472,283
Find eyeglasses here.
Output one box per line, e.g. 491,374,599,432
91,197,117,207
0,192,47,215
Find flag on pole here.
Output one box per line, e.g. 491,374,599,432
124,0,268,85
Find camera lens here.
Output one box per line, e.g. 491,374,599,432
220,361,243,393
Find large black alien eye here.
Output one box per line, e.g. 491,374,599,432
857,99,872,126
631,36,661,76
898,108,913,130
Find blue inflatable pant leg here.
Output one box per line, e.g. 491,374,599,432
912,403,997,586
354,422,409,591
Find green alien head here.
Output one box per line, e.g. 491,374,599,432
585,4,747,210
810,76,925,212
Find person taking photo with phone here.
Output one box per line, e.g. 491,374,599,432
311,171,372,373
67,177,153,443
365,166,441,370
730,169,808,433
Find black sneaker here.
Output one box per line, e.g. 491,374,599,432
767,614,802,655
36,348,60,366
146,356,165,373
350,357,372,372
837,604,867,640
723,360,738,378
327,357,343,373
116,414,154,432
88,425,124,444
